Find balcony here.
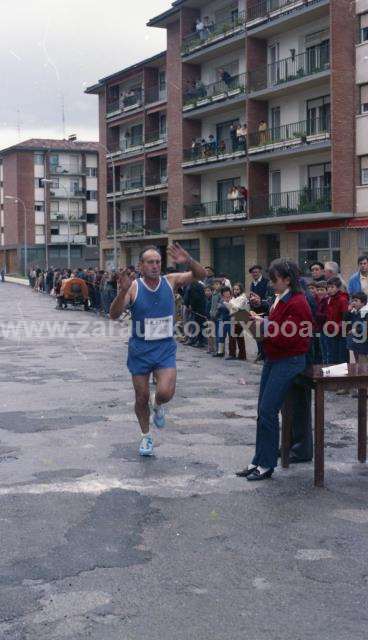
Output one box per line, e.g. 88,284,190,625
181,11,246,57
249,44,330,96
145,174,168,192
250,187,331,219
183,137,247,169
50,234,87,244
49,188,86,198
144,129,167,148
145,85,167,105
183,73,247,113
248,118,330,157
106,89,143,117
246,0,326,29
183,199,247,225
50,163,82,175
50,213,87,222
120,176,144,196
107,223,166,238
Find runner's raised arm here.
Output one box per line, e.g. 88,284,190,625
166,242,206,288
110,269,136,320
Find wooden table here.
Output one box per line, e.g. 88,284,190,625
281,364,368,487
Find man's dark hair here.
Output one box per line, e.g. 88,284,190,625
268,259,301,294
309,261,324,270
352,292,368,304
358,254,368,264
327,276,342,288
249,264,263,273
233,282,244,293
221,286,232,295
139,246,161,262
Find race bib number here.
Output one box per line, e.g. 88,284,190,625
144,316,174,341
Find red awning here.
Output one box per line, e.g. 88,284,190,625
286,219,349,232
346,218,368,228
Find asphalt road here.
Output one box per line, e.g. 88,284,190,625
0,282,368,640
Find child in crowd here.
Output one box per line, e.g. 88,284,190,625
213,286,232,358
315,281,329,363
307,281,318,299
210,280,222,354
324,276,349,365
227,283,247,361
344,292,368,364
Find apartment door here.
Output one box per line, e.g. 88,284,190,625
130,124,143,146
269,43,280,85
213,237,245,284
270,170,281,210
217,177,240,213
306,39,330,73
271,107,281,140
308,163,331,199
132,207,144,229
306,95,330,133
216,119,239,145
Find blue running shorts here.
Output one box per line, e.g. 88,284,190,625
127,337,177,376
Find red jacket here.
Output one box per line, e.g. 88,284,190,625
263,292,313,361
315,296,328,332
325,290,349,330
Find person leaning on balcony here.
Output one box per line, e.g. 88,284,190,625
195,18,205,39
227,186,240,213
219,68,233,88
203,16,214,36
236,124,247,151
258,120,268,145
237,185,248,213
230,123,238,151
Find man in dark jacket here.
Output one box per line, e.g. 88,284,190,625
249,264,269,300
185,280,207,347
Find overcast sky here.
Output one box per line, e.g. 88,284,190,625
0,0,169,148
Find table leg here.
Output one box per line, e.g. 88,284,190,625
358,388,367,463
314,384,325,487
281,392,293,469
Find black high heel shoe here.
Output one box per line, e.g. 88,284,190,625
236,466,257,478
246,468,273,482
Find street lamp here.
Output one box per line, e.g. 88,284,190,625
5,195,27,276
96,142,118,269
42,178,72,270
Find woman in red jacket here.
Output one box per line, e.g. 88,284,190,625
236,260,313,481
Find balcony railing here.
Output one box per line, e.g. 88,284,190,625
248,117,330,151
247,0,322,24
145,174,168,189
50,213,87,222
249,43,330,92
183,136,247,165
106,90,143,116
181,10,246,56
145,85,167,104
183,72,247,111
107,223,165,237
250,187,331,218
50,164,82,175
145,129,167,146
120,176,144,194
184,199,247,222
50,234,87,244
49,188,86,198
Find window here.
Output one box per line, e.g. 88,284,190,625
87,190,98,200
307,95,330,132
217,177,240,203
50,227,59,236
34,153,44,165
159,157,167,181
298,231,340,273
51,178,59,189
86,167,98,177
308,162,331,193
174,239,200,270
360,13,368,43
34,202,44,212
160,200,167,220
130,124,143,146
361,156,368,185
87,237,98,246
50,201,59,213
34,178,44,188
360,85,368,114
159,113,167,136
35,225,44,235
132,207,144,227
50,154,59,169
159,70,166,92
358,229,368,250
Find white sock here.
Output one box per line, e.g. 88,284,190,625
248,464,257,470
141,431,150,439
258,466,270,474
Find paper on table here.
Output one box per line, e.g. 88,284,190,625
321,363,348,377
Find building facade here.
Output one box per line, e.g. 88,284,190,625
86,52,168,270
0,139,100,273
89,0,367,284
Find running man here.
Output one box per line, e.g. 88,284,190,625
110,243,206,457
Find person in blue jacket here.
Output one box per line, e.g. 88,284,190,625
348,255,368,295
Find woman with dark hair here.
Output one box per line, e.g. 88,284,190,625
236,259,313,481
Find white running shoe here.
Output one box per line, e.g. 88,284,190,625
139,434,154,457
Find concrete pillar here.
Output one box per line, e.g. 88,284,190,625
280,231,298,262
199,233,211,267
340,229,359,282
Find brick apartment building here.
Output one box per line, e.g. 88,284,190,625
88,0,368,283
0,139,101,273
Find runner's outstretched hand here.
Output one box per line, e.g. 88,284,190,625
118,268,135,292
167,242,191,265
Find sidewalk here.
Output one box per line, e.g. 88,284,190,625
3,275,29,286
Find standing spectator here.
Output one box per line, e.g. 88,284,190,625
186,280,207,348
0,267,5,282
237,185,248,213
324,261,347,290
309,261,325,282
213,286,232,358
203,16,214,35
210,280,222,353
249,264,269,300
258,119,268,145
203,266,215,287
315,280,329,363
348,254,368,295
219,68,233,89
227,185,240,212
219,273,231,288
230,123,238,152
324,276,349,365
236,260,313,481
236,123,247,151
228,283,247,361
345,292,368,364
204,286,216,354
207,134,217,155
195,17,205,40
